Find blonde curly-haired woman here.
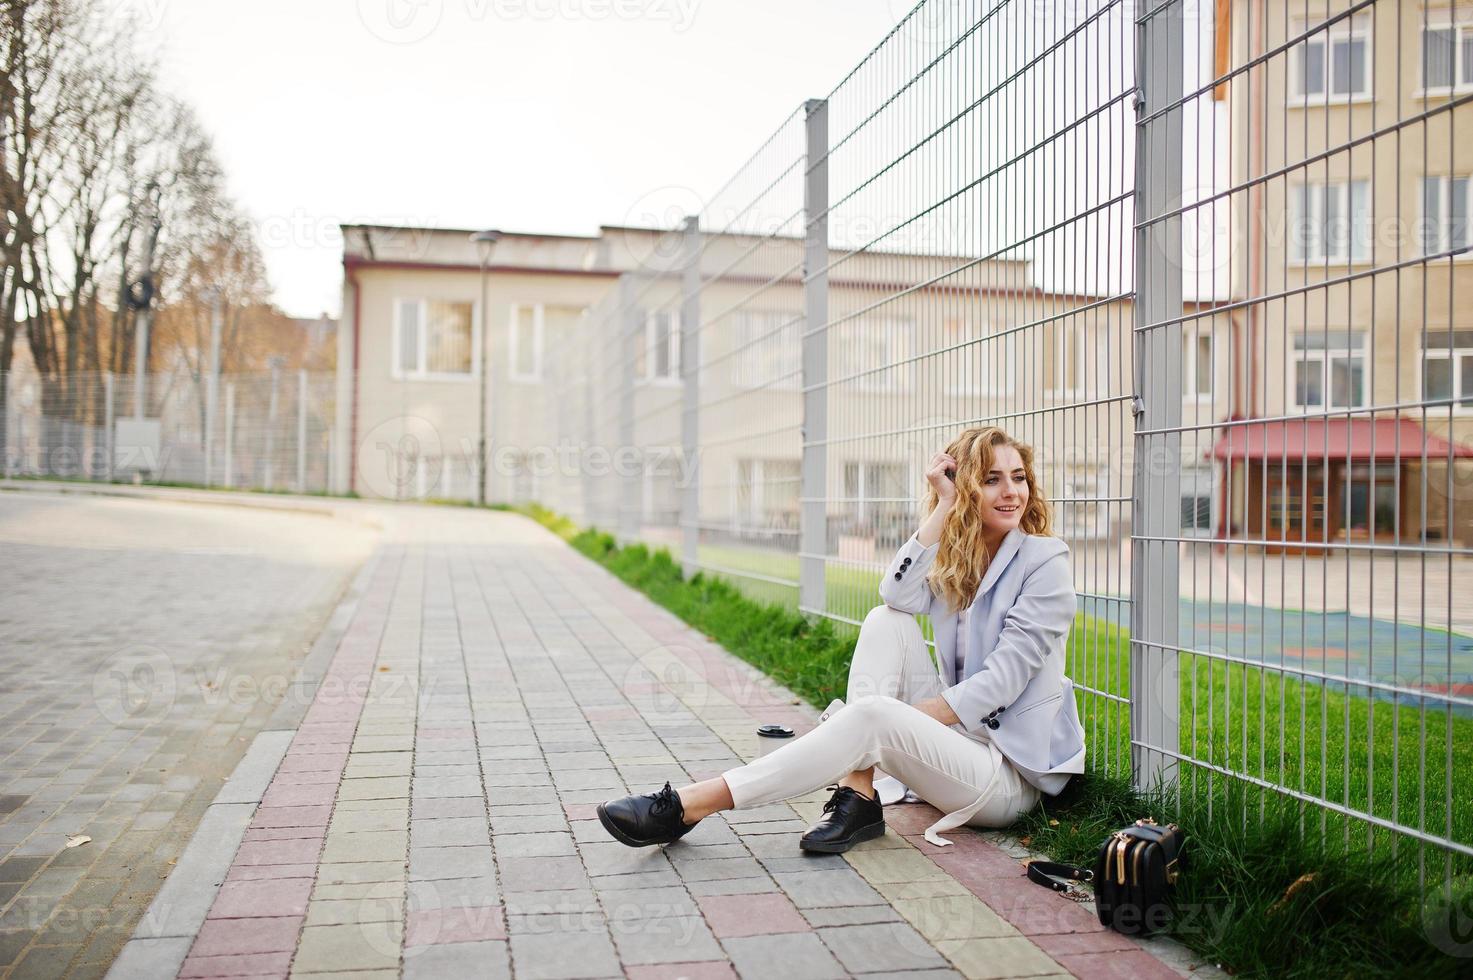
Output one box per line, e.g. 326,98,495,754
598,425,1086,851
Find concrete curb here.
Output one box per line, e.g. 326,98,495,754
103,554,381,980
0,479,385,531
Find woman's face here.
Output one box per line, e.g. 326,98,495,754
974,444,1029,540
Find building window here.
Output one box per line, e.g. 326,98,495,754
1420,176,1472,257
1421,330,1473,411
843,461,909,528
730,310,802,390
636,311,681,384
945,319,1016,396
509,304,544,382
642,452,684,525
839,317,913,392
1183,329,1214,399
1292,330,1366,410
1345,463,1396,537
393,299,476,379
733,458,800,528
1048,321,1113,397
1290,181,1371,264
1291,14,1371,102
1422,21,1473,94
1056,471,1111,540
1179,465,1214,536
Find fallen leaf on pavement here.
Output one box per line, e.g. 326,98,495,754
65,835,90,848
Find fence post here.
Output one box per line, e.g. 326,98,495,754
265,360,281,490
205,295,221,486
297,369,308,492
800,97,829,617
618,275,640,542
680,215,702,579
104,373,115,483
1130,0,1185,794
224,382,236,488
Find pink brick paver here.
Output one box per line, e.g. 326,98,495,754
694,893,810,938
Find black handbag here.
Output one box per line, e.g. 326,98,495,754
1024,818,1185,936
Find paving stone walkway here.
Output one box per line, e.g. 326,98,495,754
96,501,1210,980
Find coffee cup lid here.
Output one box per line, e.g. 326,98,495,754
756,724,795,738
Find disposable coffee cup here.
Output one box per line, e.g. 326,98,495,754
755,723,795,757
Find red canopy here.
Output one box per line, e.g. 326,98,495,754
1207,416,1473,462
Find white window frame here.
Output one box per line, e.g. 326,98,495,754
1183,327,1215,401
391,297,480,382
1416,19,1473,97
1290,180,1372,265
1420,175,1473,258
1420,344,1473,415
1290,330,1369,411
1056,470,1112,540
1178,464,1217,538
1288,13,1373,106
508,303,545,383
637,310,682,387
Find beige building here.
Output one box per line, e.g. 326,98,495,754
333,223,1157,554
1220,0,1473,549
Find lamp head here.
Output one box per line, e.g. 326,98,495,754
470,229,502,264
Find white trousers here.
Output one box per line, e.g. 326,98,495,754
720,604,1040,836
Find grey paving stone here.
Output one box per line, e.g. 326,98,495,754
771,868,887,909
410,817,491,848
409,845,496,881
510,929,621,980
411,797,488,820
802,904,904,927
671,856,768,883
818,922,951,973
493,832,575,857
609,913,725,966
407,876,500,910
577,841,673,878
402,939,510,980
498,856,590,892
721,932,847,979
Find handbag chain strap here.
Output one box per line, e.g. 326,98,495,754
1023,859,1094,903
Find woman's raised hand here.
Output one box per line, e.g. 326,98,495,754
925,451,958,507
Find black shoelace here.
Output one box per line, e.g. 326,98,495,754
648,781,681,818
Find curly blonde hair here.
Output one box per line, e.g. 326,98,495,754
921,426,1054,614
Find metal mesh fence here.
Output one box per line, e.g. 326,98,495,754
0,367,337,494
531,0,1473,879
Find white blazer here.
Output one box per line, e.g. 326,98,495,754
878,525,1086,798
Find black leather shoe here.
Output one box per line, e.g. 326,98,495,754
597,781,699,847
799,784,885,853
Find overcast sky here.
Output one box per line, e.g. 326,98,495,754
123,0,917,319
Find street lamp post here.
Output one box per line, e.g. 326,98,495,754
471,229,502,506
